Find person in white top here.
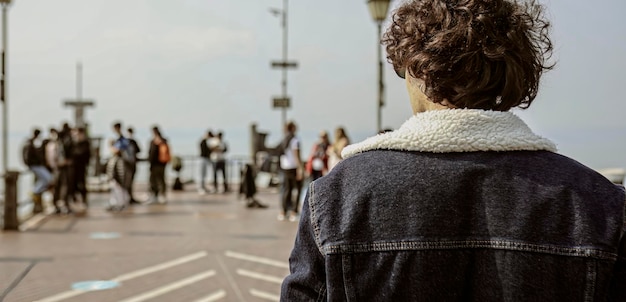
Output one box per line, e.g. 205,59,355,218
278,121,303,221
209,131,229,193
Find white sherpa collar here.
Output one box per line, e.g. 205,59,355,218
342,109,557,159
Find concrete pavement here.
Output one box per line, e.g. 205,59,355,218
0,184,299,302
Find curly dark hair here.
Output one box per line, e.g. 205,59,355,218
383,0,554,111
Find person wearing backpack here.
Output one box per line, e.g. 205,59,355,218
198,130,213,194
22,128,53,214
126,127,141,204
147,126,170,204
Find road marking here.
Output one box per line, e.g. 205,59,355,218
224,251,289,269
236,269,284,284
216,254,247,302
19,213,47,231
119,270,216,302
34,251,208,302
112,251,208,282
192,289,227,302
0,262,36,301
250,289,279,301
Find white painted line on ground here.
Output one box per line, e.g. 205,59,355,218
119,270,216,302
250,289,280,301
112,251,208,282
215,254,247,302
33,290,84,302
19,213,47,231
236,269,285,284
34,251,208,302
224,251,289,269
192,289,227,302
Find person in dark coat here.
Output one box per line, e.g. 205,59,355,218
147,126,169,203
71,127,91,207
126,127,141,204
281,1,626,300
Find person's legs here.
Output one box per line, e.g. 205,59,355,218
213,161,219,193
73,164,88,206
54,167,69,213
126,165,137,203
219,160,228,192
31,166,52,194
157,165,166,202
293,178,303,215
280,169,296,219
108,180,128,211
31,166,52,214
149,165,158,200
199,158,208,192
64,165,76,208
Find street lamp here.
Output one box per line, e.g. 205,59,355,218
0,0,11,175
269,0,298,130
367,0,391,133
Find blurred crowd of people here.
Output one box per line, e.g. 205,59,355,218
21,122,91,215
21,121,177,214
276,121,351,222
21,118,346,219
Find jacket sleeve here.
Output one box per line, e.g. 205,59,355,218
280,190,327,301
609,213,626,301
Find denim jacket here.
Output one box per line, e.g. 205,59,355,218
281,110,626,301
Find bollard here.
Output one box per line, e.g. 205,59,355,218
3,170,20,231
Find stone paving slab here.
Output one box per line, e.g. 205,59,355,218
0,185,299,302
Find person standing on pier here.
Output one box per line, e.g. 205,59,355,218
71,127,91,208
147,126,170,203
198,130,214,194
278,121,302,222
126,127,141,204
209,131,229,193
106,138,129,212
22,128,53,214
282,0,626,300
54,122,75,214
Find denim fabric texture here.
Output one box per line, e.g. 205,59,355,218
281,150,626,301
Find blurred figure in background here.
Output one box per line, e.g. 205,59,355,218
106,139,128,212
198,130,214,194
54,122,75,214
305,130,330,182
209,131,230,193
326,126,350,172
71,127,91,208
22,128,53,214
147,126,170,203
126,127,141,204
278,121,302,222
44,128,60,211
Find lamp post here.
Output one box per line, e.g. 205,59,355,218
269,0,298,130
0,0,11,175
0,0,16,231
367,0,391,133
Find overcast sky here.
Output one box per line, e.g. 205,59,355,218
4,0,626,173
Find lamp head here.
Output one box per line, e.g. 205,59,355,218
367,0,391,22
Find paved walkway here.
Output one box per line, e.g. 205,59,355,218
0,184,299,302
